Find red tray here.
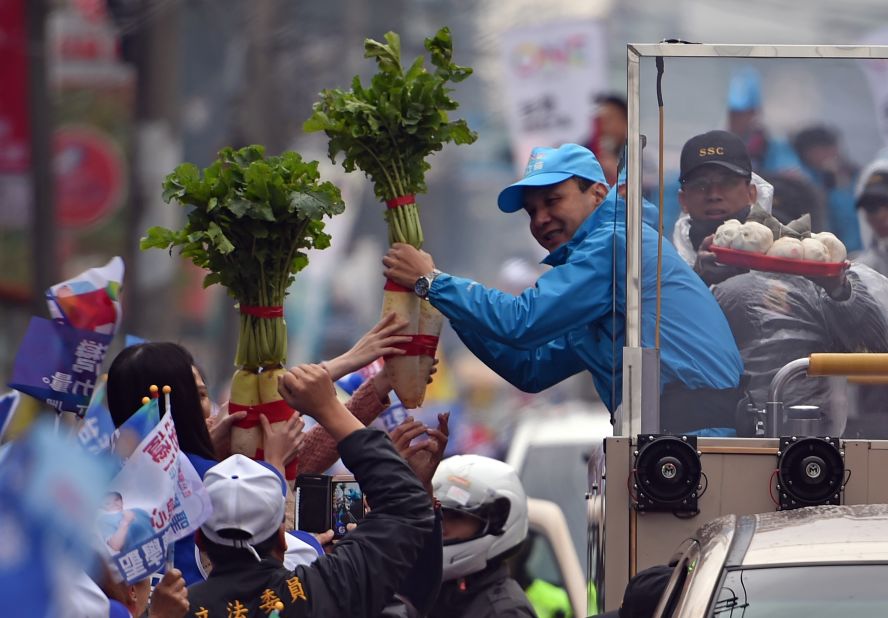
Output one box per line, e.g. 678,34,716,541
710,245,847,277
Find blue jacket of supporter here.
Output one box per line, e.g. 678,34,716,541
425,146,743,413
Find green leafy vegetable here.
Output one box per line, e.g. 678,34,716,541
141,145,345,369
304,26,476,248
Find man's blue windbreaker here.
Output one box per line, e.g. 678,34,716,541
427,190,743,412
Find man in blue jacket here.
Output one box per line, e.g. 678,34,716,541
383,143,744,433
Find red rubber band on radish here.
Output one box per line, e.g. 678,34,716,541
389,334,439,357
385,194,416,209
229,399,294,429
384,279,412,293
239,305,284,318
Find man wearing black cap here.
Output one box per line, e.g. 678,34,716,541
855,160,888,277
674,130,760,284
676,132,888,436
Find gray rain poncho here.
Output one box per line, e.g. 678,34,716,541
712,264,888,436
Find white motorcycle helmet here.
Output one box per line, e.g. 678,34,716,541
433,455,529,581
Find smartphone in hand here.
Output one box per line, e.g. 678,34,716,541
295,474,332,534
331,475,365,539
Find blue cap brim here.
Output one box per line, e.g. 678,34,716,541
497,171,574,213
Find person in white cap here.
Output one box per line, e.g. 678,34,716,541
186,363,435,617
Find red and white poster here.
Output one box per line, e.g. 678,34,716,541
499,20,607,173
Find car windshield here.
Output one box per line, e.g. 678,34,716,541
710,564,888,617
519,443,594,577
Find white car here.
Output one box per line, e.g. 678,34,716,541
506,406,613,615
508,497,589,618
653,504,888,618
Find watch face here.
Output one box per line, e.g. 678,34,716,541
415,277,430,298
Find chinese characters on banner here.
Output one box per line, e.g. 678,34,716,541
9,317,112,416
499,20,607,173
77,375,115,455
8,257,123,416
103,409,211,583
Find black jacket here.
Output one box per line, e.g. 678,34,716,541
187,428,435,617
430,563,538,618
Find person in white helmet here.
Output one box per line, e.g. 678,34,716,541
430,455,537,618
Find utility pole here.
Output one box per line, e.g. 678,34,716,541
25,0,55,315
120,0,181,339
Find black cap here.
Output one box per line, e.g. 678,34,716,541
597,565,674,618
856,168,888,210
679,130,752,183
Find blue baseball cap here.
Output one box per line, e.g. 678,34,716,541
727,67,762,112
497,143,607,213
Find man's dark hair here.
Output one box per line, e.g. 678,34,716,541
202,528,281,565
573,176,593,193
595,93,628,116
792,126,838,156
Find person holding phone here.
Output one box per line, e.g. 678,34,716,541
187,364,435,618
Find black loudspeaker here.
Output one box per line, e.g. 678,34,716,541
777,437,844,510
633,435,702,514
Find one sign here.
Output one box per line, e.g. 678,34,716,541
46,255,124,335
861,28,888,147
9,317,112,416
499,20,607,173
0,0,29,174
54,126,126,228
103,404,211,583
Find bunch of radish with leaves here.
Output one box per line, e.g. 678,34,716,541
141,145,344,465
304,26,476,407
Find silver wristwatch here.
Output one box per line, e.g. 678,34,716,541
414,269,442,300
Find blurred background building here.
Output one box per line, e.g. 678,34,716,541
4,0,888,455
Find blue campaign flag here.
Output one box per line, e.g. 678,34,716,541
112,398,160,460
9,317,112,417
0,419,114,613
77,377,115,456
125,334,146,348
0,391,20,440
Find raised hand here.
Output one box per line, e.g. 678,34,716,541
148,568,189,618
260,412,305,474
206,401,248,459
390,412,450,494
324,313,411,380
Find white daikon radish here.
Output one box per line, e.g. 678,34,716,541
801,238,830,262
811,232,847,262
713,219,743,247
731,221,774,254
767,237,804,259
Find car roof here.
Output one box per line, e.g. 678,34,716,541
705,504,888,567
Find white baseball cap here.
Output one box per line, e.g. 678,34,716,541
200,454,286,561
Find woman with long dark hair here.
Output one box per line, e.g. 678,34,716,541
107,342,217,461
106,341,303,585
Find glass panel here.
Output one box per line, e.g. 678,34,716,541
628,53,888,439
711,565,888,617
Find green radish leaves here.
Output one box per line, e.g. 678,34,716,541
304,26,477,219
141,145,345,307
